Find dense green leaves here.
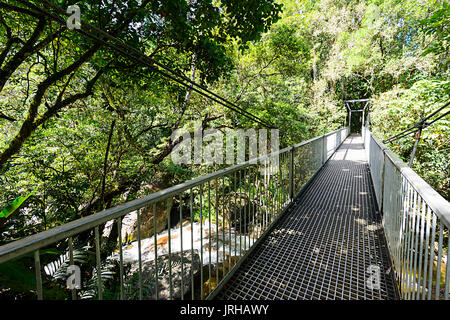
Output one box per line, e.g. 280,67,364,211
0,0,448,248
0,188,36,219
0,0,282,244
419,2,450,59
371,80,449,199
0,0,448,300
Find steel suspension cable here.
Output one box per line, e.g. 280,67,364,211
383,101,450,144
18,0,276,129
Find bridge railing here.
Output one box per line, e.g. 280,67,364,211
0,127,349,300
363,126,450,300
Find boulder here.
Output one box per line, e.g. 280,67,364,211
221,191,251,230
124,250,201,300
103,200,172,242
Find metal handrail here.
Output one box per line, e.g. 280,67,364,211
369,131,450,228
363,126,450,300
0,128,347,263
0,127,350,300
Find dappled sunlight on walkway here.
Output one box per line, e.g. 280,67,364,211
216,134,398,300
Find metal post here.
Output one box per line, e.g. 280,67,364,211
361,101,369,134
349,111,352,134
380,150,386,216
322,134,327,165
362,111,365,134
289,147,294,200
34,250,43,300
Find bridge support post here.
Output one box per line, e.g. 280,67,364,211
349,111,352,133
380,149,386,217
322,135,326,165
289,147,294,200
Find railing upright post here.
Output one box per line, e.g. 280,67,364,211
289,147,294,200
380,148,386,216
322,134,326,165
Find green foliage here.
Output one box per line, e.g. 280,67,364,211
0,0,448,300
419,2,450,59
371,80,450,199
0,0,282,245
0,188,36,219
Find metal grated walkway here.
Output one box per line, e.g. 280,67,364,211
216,135,399,300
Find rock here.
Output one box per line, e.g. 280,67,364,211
124,250,201,300
221,191,257,233
131,202,170,239
103,200,172,242
202,255,240,298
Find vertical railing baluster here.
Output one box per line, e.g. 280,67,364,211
268,156,271,225
222,177,226,278
289,147,294,201
416,199,426,299
253,166,257,244
280,153,285,208
409,188,418,299
270,155,274,223
274,158,277,218
265,156,268,231
208,181,212,296
68,237,76,300
257,165,262,239
180,194,184,300
261,158,265,233
263,157,268,231
412,194,421,297
94,226,103,300
278,156,282,214
233,171,237,263
200,185,204,300
427,213,437,300
267,157,271,227
249,168,253,246
190,190,194,300
286,152,290,204
246,168,250,252
445,233,450,300
396,166,403,282
399,177,409,297
276,159,280,215
34,250,43,300
136,209,143,300
379,148,386,217
401,183,410,298
422,205,431,300
270,153,273,222
405,186,414,298
239,170,242,258
215,179,219,284
435,221,444,300
118,217,124,300
154,204,159,300
229,173,233,270
168,199,173,300
322,134,326,165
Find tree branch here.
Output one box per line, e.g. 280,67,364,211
0,67,104,171
0,16,46,92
